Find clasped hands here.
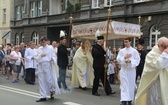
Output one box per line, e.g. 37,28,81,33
41,53,46,57
124,54,132,63
164,48,168,54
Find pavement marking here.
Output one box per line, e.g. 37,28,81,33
0,85,40,96
63,102,82,105
0,87,39,98
0,85,41,98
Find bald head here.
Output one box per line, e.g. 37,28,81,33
157,37,168,52
158,37,168,45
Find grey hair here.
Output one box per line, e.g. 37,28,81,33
157,37,168,45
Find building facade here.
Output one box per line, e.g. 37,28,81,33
11,0,168,49
0,0,13,45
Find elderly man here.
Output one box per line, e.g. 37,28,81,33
19,42,26,78
92,30,115,96
135,37,168,105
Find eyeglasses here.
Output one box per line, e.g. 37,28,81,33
160,45,168,49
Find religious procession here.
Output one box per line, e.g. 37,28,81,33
1,20,168,105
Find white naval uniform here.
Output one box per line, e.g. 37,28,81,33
37,45,60,98
117,46,140,101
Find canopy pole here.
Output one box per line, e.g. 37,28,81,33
137,15,142,44
68,13,73,48
104,6,111,91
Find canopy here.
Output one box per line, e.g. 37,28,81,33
71,21,141,40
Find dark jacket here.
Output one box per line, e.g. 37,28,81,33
57,44,68,69
92,44,106,68
137,49,147,71
0,50,4,66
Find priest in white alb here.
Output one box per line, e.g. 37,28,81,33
117,38,140,105
36,36,60,102
135,37,168,105
71,40,94,90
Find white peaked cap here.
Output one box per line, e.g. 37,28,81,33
95,30,101,38
60,30,65,38
95,30,104,40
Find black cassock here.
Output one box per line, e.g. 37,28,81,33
136,49,147,80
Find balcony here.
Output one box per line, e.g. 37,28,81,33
11,11,82,27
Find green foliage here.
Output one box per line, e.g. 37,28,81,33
66,0,74,13
75,2,81,11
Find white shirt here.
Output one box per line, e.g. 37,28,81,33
10,51,21,65
108,63,115,74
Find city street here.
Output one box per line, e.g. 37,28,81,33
0,72,121,105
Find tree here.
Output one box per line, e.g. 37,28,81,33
66,0,74,13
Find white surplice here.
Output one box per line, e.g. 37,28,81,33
36,45,60,98
52,46,59,78
117,46,140,101
24,48,37,69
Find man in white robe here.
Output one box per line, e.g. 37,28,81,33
36,37,60,102
71,40,94,89
24,41,37,85
135,37,168,105
117,38,140,105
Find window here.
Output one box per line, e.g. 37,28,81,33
32,32,39,45
134,0,145,3
104,0,113,7
21,35,24,43
3,9,6,23
37,0,42,16
16,35,20,45
61,0,66,12
149,25,161,49
16,6,21,20
21,5,25,19
30,2,36,17
3,0,5,5
92,0,100,8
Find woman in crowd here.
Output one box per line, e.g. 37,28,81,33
9,46,22,83
5,48,12,79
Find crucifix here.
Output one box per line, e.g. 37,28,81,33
152,30,161,45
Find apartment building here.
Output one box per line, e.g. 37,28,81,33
11,0,168,49
0,0,13,44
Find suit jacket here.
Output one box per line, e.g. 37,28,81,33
92,44,106,68
57,44,68,69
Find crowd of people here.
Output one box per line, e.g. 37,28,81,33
1,29,168,105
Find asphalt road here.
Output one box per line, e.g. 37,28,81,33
0,72,121,105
